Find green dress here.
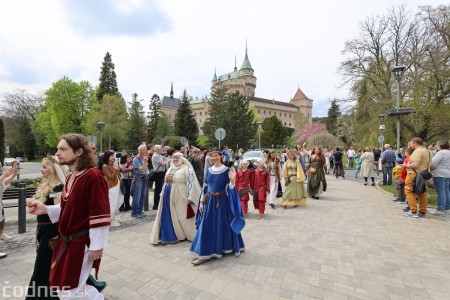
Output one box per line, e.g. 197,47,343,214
282,159,307,207
307,158,327,197
26,184,63,300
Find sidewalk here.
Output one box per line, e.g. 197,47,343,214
1,176,450,299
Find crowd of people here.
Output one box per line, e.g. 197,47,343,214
0,133,448,298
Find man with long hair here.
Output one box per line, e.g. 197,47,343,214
28,133,110,299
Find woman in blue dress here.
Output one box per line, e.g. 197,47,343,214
190,149,245,265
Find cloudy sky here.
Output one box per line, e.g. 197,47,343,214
0,0,444,117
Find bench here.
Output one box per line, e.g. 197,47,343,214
2,187,37,208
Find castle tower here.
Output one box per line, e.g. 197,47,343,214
211,43,257,97
290,87,313,125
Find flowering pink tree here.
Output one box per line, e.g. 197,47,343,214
295,123,326,144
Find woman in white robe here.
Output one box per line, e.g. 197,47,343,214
150,152,202,244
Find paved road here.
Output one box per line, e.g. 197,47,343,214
1,176,450,299
15,162,42,180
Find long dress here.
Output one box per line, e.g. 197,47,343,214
26,184,63,300
150,164,201,244
190,165,245,259
282,159,307,207
307,157,327,197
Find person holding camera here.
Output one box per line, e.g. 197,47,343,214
131,144,149,218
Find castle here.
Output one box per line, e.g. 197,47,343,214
160,46,313,133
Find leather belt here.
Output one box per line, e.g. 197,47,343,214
51,229,89,269
38,221,52,225
204,190,226,207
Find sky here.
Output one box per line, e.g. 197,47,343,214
0,0,445,117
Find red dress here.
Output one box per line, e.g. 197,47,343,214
50,168,110,289
251,168,270,214
236,169,253,214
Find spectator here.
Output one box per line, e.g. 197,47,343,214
152,145,168,210
355,149,362,178
347,146,355,168
0,166,19,244
380,144,396,185
131,144,149,217
333,147,345,179
373,148,381,178
402,137,432,218
361,147,375,186
189,148,204,186
428,140,450,215
119,154,133,212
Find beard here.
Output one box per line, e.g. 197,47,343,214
59,157,77,167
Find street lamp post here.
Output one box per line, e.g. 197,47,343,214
256,122,262,149
96,121,106,153
391,65,406,153
378,114,385,149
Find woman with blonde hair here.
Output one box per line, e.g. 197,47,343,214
282,150,307,208
26,156,68,299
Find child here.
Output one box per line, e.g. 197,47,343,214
235,159,253,214
251,158,270,220
393,157,405,203
400,148,413,211
355,150,362,178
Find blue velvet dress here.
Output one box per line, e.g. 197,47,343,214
190,166,245,259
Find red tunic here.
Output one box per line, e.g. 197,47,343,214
251,168,270,201
236,169,253,201
50,168,110,289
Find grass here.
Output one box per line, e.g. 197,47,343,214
378,182,437,206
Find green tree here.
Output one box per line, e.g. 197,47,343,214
36,77,96,147
154,112,174,143
202,82,229,144
96,52,120,102
127,93,146,150
86,94,129,151
325,99,341,136
261,115,288,147
0,118,4,164
174,89,199,143
148,94,161,143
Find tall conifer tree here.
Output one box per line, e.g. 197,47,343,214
148,94,161,143
325,99,341,136
174,89,199,143
127,93,146,149
97,52,120,102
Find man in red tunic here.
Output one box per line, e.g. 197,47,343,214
29,134,110,299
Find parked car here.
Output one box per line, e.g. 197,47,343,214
239,150,264,169
16,157,24,163
4,158,20,166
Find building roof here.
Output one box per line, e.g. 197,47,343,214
248,96,298,108
217,70,239,81
292,87,312,101
161,96,180,108
241,51,253,70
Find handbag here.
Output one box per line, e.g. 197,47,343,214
420,170,432,180
186,202,195,219
118,175,126,195
48,235,60,251
147,165,161,182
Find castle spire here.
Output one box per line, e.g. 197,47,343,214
170,82,174,98
240,40,253,70
212,67,217,81
234,55,237,71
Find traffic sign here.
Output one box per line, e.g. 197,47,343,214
378,135,384,143
214,128,226,141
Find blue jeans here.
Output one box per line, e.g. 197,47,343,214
382,163,393,185
355,167,361,178
433,177,450,212
348,157,355,168
132,176,148,215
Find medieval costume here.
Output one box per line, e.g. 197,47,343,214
282,158,307,208
190,165,245,260
235,160,253,214
251,160,270,217
266,156,281,208
150,154,201,244
47,168,110,299
307,156,327,199
26,184,63,299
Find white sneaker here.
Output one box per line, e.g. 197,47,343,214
0,233,12,240
427,209,445,216
0,252,7,259
403,211,419,218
